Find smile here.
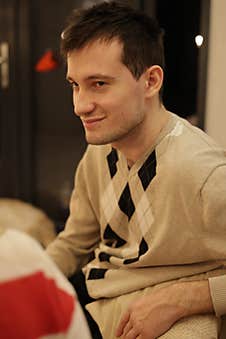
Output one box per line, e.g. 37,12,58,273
82,117,105,128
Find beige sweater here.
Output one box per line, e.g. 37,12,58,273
47,112,226,317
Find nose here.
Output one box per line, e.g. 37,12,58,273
73,90,95,117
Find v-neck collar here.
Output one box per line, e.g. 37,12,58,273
114,112,178,177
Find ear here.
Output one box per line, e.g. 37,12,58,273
144,65,164,98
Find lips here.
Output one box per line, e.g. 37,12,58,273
82,117,104,128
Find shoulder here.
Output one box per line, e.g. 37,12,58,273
156,114,226,186
160,114,225,164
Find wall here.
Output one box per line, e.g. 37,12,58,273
205,0,226,148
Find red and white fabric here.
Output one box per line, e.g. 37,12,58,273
0,228,91,339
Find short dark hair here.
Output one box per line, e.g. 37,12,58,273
61,1,165,81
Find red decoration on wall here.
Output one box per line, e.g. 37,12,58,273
35,50,59,72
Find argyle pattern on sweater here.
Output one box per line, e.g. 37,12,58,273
87,148,157,280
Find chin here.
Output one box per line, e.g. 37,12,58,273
87,139,110,146
85,135,106,145
85,131,125,146
85,131,107,145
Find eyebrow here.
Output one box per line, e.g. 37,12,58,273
66,74,116,82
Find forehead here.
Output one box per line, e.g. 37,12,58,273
67,39,126,80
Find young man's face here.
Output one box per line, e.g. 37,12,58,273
67,39,148,146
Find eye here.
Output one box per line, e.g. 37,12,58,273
68,81,78,90
95,81,106,88
71,82,79,89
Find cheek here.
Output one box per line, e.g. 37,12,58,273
99,84,144,119
119,92,144,116
98,94,123,115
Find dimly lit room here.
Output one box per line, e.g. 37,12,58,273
0,0,226,338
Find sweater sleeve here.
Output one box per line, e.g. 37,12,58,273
209,275,226,316
201,164,226,316
47,149,101,277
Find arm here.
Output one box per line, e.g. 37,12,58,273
117,162,226,339
202,164,226,316
209,275,226,316
47,148,101,277
116,279,213,339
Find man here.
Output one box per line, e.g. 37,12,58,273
47,1,226,338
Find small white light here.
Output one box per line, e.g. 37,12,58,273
61,31,65,40
195,35,204,47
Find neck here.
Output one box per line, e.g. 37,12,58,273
112,102,170,167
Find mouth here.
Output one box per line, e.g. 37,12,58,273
82,117,105,128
